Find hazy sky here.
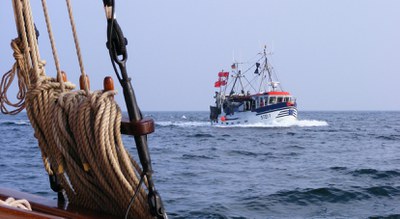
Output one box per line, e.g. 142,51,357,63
1,1,399,111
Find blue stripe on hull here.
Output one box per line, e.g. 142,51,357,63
256,106,297,116
254,102,290,114
276,109,298,118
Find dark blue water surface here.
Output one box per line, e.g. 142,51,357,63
1,111,400,218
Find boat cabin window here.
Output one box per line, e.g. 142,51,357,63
260,97,265,107
277,97,283,103
284,97,289,102
251,101,256,109
246,101,251,111
268,96,277,105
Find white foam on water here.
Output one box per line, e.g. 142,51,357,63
214,119,328,128
1,120,30,125
290,119,329,127
156,121,210,127
15,120,30,125
156,119,328,128
181,115,187,119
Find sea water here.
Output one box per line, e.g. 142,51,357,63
1,111,399,218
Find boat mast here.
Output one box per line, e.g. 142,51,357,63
228,62,245,96
219,72,225,107
262,46,279,92
257,47,268,93
238,70,245,94
229,63,238,96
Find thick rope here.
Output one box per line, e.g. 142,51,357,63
22,0,40,78
65,0,89,94
3,0,53,174
1,1,154,218
12,0,32,76
0,197,32,211
40,0,65,92
53,91,151,218
0,39,29,114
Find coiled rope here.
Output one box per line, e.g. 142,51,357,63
0,197,32,211
0,0,153,218
0,39,30,115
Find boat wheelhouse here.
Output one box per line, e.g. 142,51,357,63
210,46,298,126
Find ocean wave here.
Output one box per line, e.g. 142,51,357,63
155,119,328,128
364,186,400,197
376,135,400,141
268,187,366,204
181,154,214,160
330,166,348,171
215,119,328,128
227,150,271,157
350,168,400,179
187,133,214,138
156,121,210,127
265,186,400,205
286,145,305,150
173,204,229,219
369,214,400,219
0,120,30,126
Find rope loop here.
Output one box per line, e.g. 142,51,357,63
0,197,32,211
0,39,30,114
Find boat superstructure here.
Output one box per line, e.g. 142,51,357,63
210,46,297,126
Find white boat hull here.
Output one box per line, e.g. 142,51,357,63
211,106,298,126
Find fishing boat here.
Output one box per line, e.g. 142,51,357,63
210,46,298,126
0,1,167,218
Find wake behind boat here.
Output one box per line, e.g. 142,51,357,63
210,46,298,126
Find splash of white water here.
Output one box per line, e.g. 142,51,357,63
156,121,210,127
156,119,328,128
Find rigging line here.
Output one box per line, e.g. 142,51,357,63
12,0,30,69
271,67,284,91
65,0,89,93
243,66,263,92
240,52,262,65
227,56,261,94
258,71,265,93
241,56,263,75
247,73,259,87
265,57,284,91
41,0,64,91
229,75,239,96
264,54,284,91
242,76,257,93
19,2,36,78
25,0,42,67
222,77,230,97
124,173,145,219
238,73,245,93
21,0,40,78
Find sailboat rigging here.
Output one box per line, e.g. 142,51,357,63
0,1,167,218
